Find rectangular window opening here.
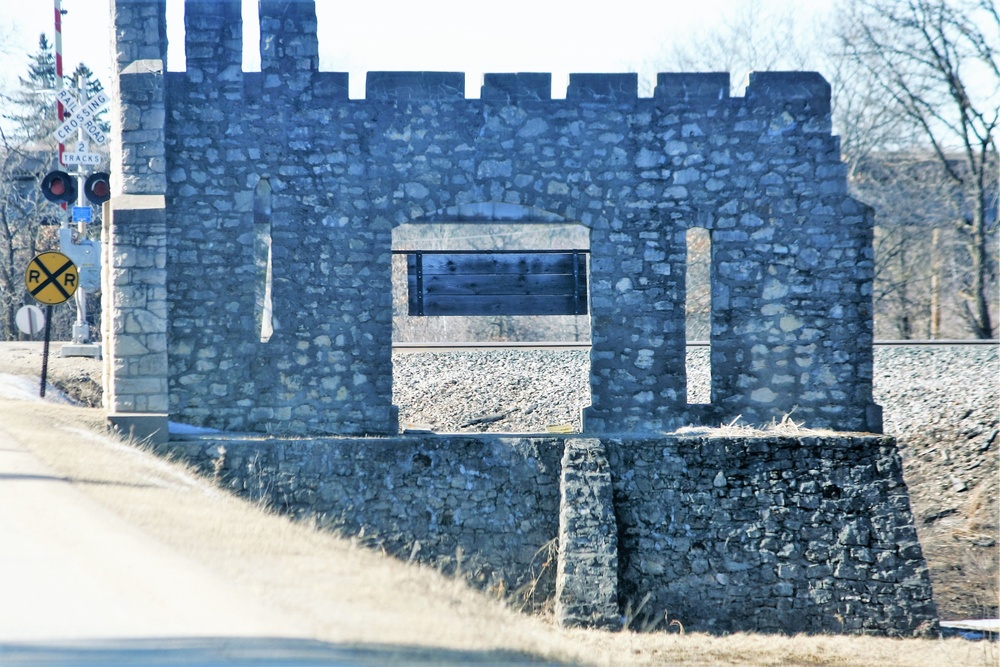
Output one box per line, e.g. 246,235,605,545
390,222,592,436
254,178,273,343
686,227,711,404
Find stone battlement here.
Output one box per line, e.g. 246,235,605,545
174,0,830,112
106,0,877,437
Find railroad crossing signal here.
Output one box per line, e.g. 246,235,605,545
40,170,77,204
83,172,111,204
25,252,79,305
54,88,109,146
63,141,103,166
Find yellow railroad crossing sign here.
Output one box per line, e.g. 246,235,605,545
25,251,79,305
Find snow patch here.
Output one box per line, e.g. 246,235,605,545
0,373,75,404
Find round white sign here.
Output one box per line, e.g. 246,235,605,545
15,305,46,336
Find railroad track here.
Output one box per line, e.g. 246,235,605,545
393,339,998,353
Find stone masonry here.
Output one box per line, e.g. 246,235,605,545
106,0,880,438
157,432,937,636
106,0,934,636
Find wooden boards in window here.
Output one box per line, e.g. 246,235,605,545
404,250,589,316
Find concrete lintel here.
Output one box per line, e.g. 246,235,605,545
121,59,164,76
110,194,166,211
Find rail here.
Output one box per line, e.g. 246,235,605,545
392,339,998,352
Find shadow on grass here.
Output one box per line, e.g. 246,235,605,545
0,636,570,666
0,472,157,489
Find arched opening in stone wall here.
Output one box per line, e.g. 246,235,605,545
390,207,592,434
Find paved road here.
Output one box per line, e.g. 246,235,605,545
0,405,558,667
0,423,319,664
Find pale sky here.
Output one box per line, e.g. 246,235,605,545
0,0,836,99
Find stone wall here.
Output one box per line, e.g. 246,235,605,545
156,433,938,636
159,435,564,606
105,0,882,437
107,0,931,638
104,0,170,441
609,435,937,635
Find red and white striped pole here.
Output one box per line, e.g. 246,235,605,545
54,0,65,170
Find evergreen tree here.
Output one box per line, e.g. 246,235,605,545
68,63,110,136
3,35,60,145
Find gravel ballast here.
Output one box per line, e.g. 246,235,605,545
393,344,997,436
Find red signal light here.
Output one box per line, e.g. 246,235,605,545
84,172,111,205
40,170,77,204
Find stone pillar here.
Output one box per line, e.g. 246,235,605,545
260,0,319,94
105,0,169,443
555,438,620,629
184,0,242,89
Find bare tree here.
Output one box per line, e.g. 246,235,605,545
836,0,999,339
850,153,975,339
660,0,813,95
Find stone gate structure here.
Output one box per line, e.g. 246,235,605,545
103,0,936,636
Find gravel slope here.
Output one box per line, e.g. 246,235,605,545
872,345,998,620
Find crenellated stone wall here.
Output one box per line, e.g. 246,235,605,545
101,0,883,436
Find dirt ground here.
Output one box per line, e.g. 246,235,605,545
0,340,103,407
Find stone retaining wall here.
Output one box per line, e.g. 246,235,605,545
609,435,937,635
156,433,937,636
159,435,564,606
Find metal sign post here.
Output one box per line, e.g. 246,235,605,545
40,305,53,398
25,251,79,397
51,80,109,346
49,6,107,354
72,74,89,345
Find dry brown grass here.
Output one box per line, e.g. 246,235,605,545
673,411,849,438
1,396,995,667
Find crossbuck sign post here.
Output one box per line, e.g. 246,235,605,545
50,78,109,347
24,251,79,397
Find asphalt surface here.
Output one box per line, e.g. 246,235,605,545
0,388,560,667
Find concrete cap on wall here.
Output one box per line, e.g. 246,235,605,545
258,0,318,19
183,0,242,17
481,73,553,103
366,72,466,101
745,72,831,114
655,73,731,103
312,72,350,99
566,73,638,102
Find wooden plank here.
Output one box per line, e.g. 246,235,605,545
411,294,588,317
404,250,589,316
409,273,579,297
408,252,586,276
